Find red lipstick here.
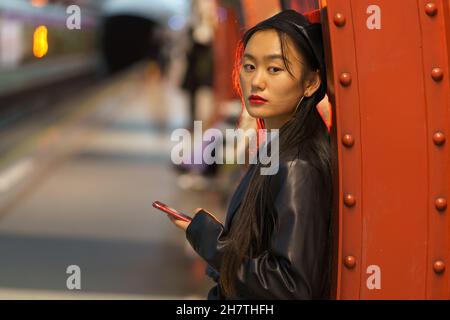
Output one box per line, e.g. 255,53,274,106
248,94,268,105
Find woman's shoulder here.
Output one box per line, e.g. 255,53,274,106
267,154,320,193
277,152,320,176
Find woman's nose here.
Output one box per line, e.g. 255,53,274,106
251,69,266,91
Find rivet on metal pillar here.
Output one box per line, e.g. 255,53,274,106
342,134,354,148
435,198,447,212
344,256,356,269
339,73,352,86
433,131,446,146
425,3,438,17
344,194,356,207
433,260,446,274
333,13,346,27
431,68,444,81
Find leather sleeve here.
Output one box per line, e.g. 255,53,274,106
185,208,226,271
186,160,331,299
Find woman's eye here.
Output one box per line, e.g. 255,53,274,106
243,64,255,71
268,66,283,73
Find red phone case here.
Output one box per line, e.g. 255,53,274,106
152,201,192,222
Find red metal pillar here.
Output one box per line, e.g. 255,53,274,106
241,0,281,29
323,0,450,299
213,3,241,102
418,0,450,299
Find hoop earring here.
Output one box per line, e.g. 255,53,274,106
293,95,305,115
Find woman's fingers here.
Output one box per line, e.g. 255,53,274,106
165,207,204,231
167,214,190,231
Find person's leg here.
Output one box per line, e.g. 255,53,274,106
188,89,197,132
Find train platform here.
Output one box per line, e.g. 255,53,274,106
0,64,229,299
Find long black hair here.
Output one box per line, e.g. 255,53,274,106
220,10,332,298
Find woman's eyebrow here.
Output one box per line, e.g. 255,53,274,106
243,53,290,64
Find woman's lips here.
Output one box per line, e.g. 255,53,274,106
248,95,268,105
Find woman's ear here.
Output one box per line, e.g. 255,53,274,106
304,70,321,97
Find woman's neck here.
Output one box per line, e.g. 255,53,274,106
263,114,292,130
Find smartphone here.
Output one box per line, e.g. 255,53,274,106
152,201,192,222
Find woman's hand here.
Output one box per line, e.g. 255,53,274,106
166,208,202,232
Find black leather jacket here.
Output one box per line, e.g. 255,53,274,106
186,155,332,299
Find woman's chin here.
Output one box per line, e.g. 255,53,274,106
246,107,268,119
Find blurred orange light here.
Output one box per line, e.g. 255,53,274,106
33,25,48,58
31,0,48,7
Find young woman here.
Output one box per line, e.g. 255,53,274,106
168,9,333,299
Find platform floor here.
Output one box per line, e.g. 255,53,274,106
0,64,231,299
